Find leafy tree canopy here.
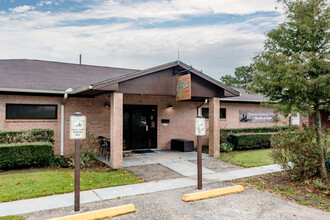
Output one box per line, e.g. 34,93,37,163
248,0,329,178
249,0,329,116
220,65,253,89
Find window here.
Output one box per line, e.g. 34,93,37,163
201,108,226,119
202,108,209,118
6,104,57,120
220,108,226,119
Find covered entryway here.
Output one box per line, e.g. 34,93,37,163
123,104,157,150
84,61,240,168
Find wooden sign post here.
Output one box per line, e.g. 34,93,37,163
70,112,86,212
195,113,206,190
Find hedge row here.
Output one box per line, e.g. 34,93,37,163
0,129,54,145
221,126,289,134
0,142,53,170
227,133,273,150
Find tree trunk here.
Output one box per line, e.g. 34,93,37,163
315,106,327,179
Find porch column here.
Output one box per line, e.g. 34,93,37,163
110,92,123,168
209,97,220,158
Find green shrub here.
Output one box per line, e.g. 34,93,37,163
220,127,288,151
220,129,230,143
0,142,53,170
270,125,320,181
326,157,330,172
68,146,99,168
220,142,234,153
221,126,289,135
68,130,99,168
313,178,328,190
227,133,272,150
52,156,69,168
0,129,54,144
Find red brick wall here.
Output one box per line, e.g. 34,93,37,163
0,94,111,156
3,93,312,156
218,102,287,129
63,94,111,155
110,92,123,168
201,102,288,146
124,94,201,149
0,94,62,153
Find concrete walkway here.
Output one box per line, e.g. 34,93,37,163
0,163,283,217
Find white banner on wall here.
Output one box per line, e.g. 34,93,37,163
239,111,274,123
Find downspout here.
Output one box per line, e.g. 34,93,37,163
197,99,208,116
61,88,73,156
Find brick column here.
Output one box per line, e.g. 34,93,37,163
209,97,220,158
110,92,123,168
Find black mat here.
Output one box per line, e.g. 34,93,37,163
131,150,155,154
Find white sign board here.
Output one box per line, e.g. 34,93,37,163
292,113,300,125
195,117,206,136
70,115,86,139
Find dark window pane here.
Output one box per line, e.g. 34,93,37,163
202,108,209,118
220,108,226,119
6,104,57,119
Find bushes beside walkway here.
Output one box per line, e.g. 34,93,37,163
0,142,53,170
220,126,288,151
0,129,55,170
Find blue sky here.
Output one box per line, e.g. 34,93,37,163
0,0,283,79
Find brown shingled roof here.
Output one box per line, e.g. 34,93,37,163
0,59,240,98
0,59,138,92
220,87,269,102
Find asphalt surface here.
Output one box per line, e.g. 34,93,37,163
25,181,329,220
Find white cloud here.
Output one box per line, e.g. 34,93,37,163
0,0,283,78
10,5,36,13
37,1,54,7
0,16,271,78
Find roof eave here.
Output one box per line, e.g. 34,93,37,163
0,88,66,94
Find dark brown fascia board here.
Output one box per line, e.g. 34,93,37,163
93,82,119,91
220,99,262,103
91,60,240,97
0,87,66,94
92,61,179,90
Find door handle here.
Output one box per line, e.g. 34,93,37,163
146,125,148,131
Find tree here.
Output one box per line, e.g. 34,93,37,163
220,65,253,89
249,0,330,178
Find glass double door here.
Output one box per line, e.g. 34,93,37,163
123,105,157,150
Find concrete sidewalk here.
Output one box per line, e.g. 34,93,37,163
0,164,283,217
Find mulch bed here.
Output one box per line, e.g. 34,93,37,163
231,172,330,211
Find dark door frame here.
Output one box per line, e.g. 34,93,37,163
123,104,157,150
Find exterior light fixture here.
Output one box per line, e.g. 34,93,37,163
104,102,110,108
167,104,173,109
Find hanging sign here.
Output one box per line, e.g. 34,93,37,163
195,117,206,136
70,115,86,139
176,74,191,101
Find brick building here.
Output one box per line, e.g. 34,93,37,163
0,59,240,168
2,59,326,168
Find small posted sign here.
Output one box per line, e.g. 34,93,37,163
195,117,206,136
70,115,86,139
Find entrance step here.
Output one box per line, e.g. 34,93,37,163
160,160,215,177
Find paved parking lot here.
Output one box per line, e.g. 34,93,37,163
25,181,329,220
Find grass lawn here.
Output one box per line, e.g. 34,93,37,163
220,148,275,167
232,172,330,211
0,216,25,220
0,168,143,202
